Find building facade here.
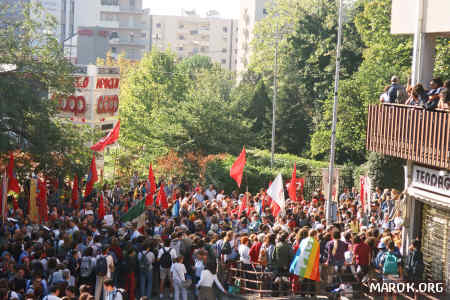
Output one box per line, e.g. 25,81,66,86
69,0,150,62
236,0,270,75
149,14,239,71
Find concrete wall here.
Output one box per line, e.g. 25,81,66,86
391,0,450,35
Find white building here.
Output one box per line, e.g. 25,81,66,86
149,14,239,71
64,0,150,62
236,0,270,75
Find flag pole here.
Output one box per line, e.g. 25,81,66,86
2,171,7,224
326,0,343,226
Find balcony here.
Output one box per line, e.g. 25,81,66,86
109,38,146,47
366,104,450,170
118,6,144,14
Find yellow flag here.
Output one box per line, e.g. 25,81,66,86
29,179,39,223
133,187,138,200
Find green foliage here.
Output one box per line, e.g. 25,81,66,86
311,0,412,164
367,152,405,191
204,148,329,193
0,2,93,179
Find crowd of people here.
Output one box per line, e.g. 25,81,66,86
0,176,426,300
380,76,449,110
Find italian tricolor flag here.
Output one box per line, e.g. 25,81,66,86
289,237,320,281
121,199,146,232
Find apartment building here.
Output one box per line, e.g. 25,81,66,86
149,14,239,71
237,0,270,75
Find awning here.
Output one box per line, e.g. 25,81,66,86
407,186,450,210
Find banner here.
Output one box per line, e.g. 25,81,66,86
289,237,320,281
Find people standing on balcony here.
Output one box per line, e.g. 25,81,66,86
379,85,390,103
408,84,427,106
423,78,443,110
438,88,449,110
387,76,408,104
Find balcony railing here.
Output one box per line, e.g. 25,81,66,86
366,104,450,170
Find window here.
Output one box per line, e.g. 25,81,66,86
221,59,226,64
129,0,135,8
111,47,117,53
100,12,117,21
193,47,199,54
179,24,184,29
223,26,228,33
109,31,119,39
177,46,184,51
263,8,268,15
200,46,209,53
179,35,184,40
221,48,227,53
190,30,198,35
156,23,161,28
140,32,146,38
101,0,119,5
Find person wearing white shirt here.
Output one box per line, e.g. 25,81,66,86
216,190,225,202
238,237,251,265
196,263,227,300
205,185,217,201
157,240,178,298
104,279,122,300
45,285,62,300
170,256,188,300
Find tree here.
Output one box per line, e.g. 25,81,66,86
0,2,94,179
249,0,364,156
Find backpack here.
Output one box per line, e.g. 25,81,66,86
160,248,173,269
221,241,232,255
396,86,408,104
139,251,151,271
95,255,108,276
382,252,398,275
80,257,94,278
113,288,129,300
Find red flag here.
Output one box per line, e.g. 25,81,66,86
84,154,98,198
145,164,156,206
90,120,120,152
230,146,246,188
157,183,168,209
37,179,48,223
72,175,79,209
360,176,365,212
98,192,105,220
1,172,7,219
7,153,20,210
288,164,297,202
238,194,247,216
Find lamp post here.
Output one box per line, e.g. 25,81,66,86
326,0,343,225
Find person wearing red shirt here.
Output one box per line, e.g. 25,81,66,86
352,234,371,281
249,235,263,263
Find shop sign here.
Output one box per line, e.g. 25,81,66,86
412,165,450,197
96,78,120,89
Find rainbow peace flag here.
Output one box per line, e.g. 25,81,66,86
289,237,320,281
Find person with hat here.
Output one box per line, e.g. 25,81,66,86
387,75,407,104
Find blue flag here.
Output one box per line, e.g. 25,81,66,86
172,199,180,217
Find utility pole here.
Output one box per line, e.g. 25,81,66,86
271,22,279,170
326,0,343,225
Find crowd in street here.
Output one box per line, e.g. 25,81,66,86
0,176,426,300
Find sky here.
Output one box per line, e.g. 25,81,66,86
143,0,240,19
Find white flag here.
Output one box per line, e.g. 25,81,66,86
267,174,285,216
